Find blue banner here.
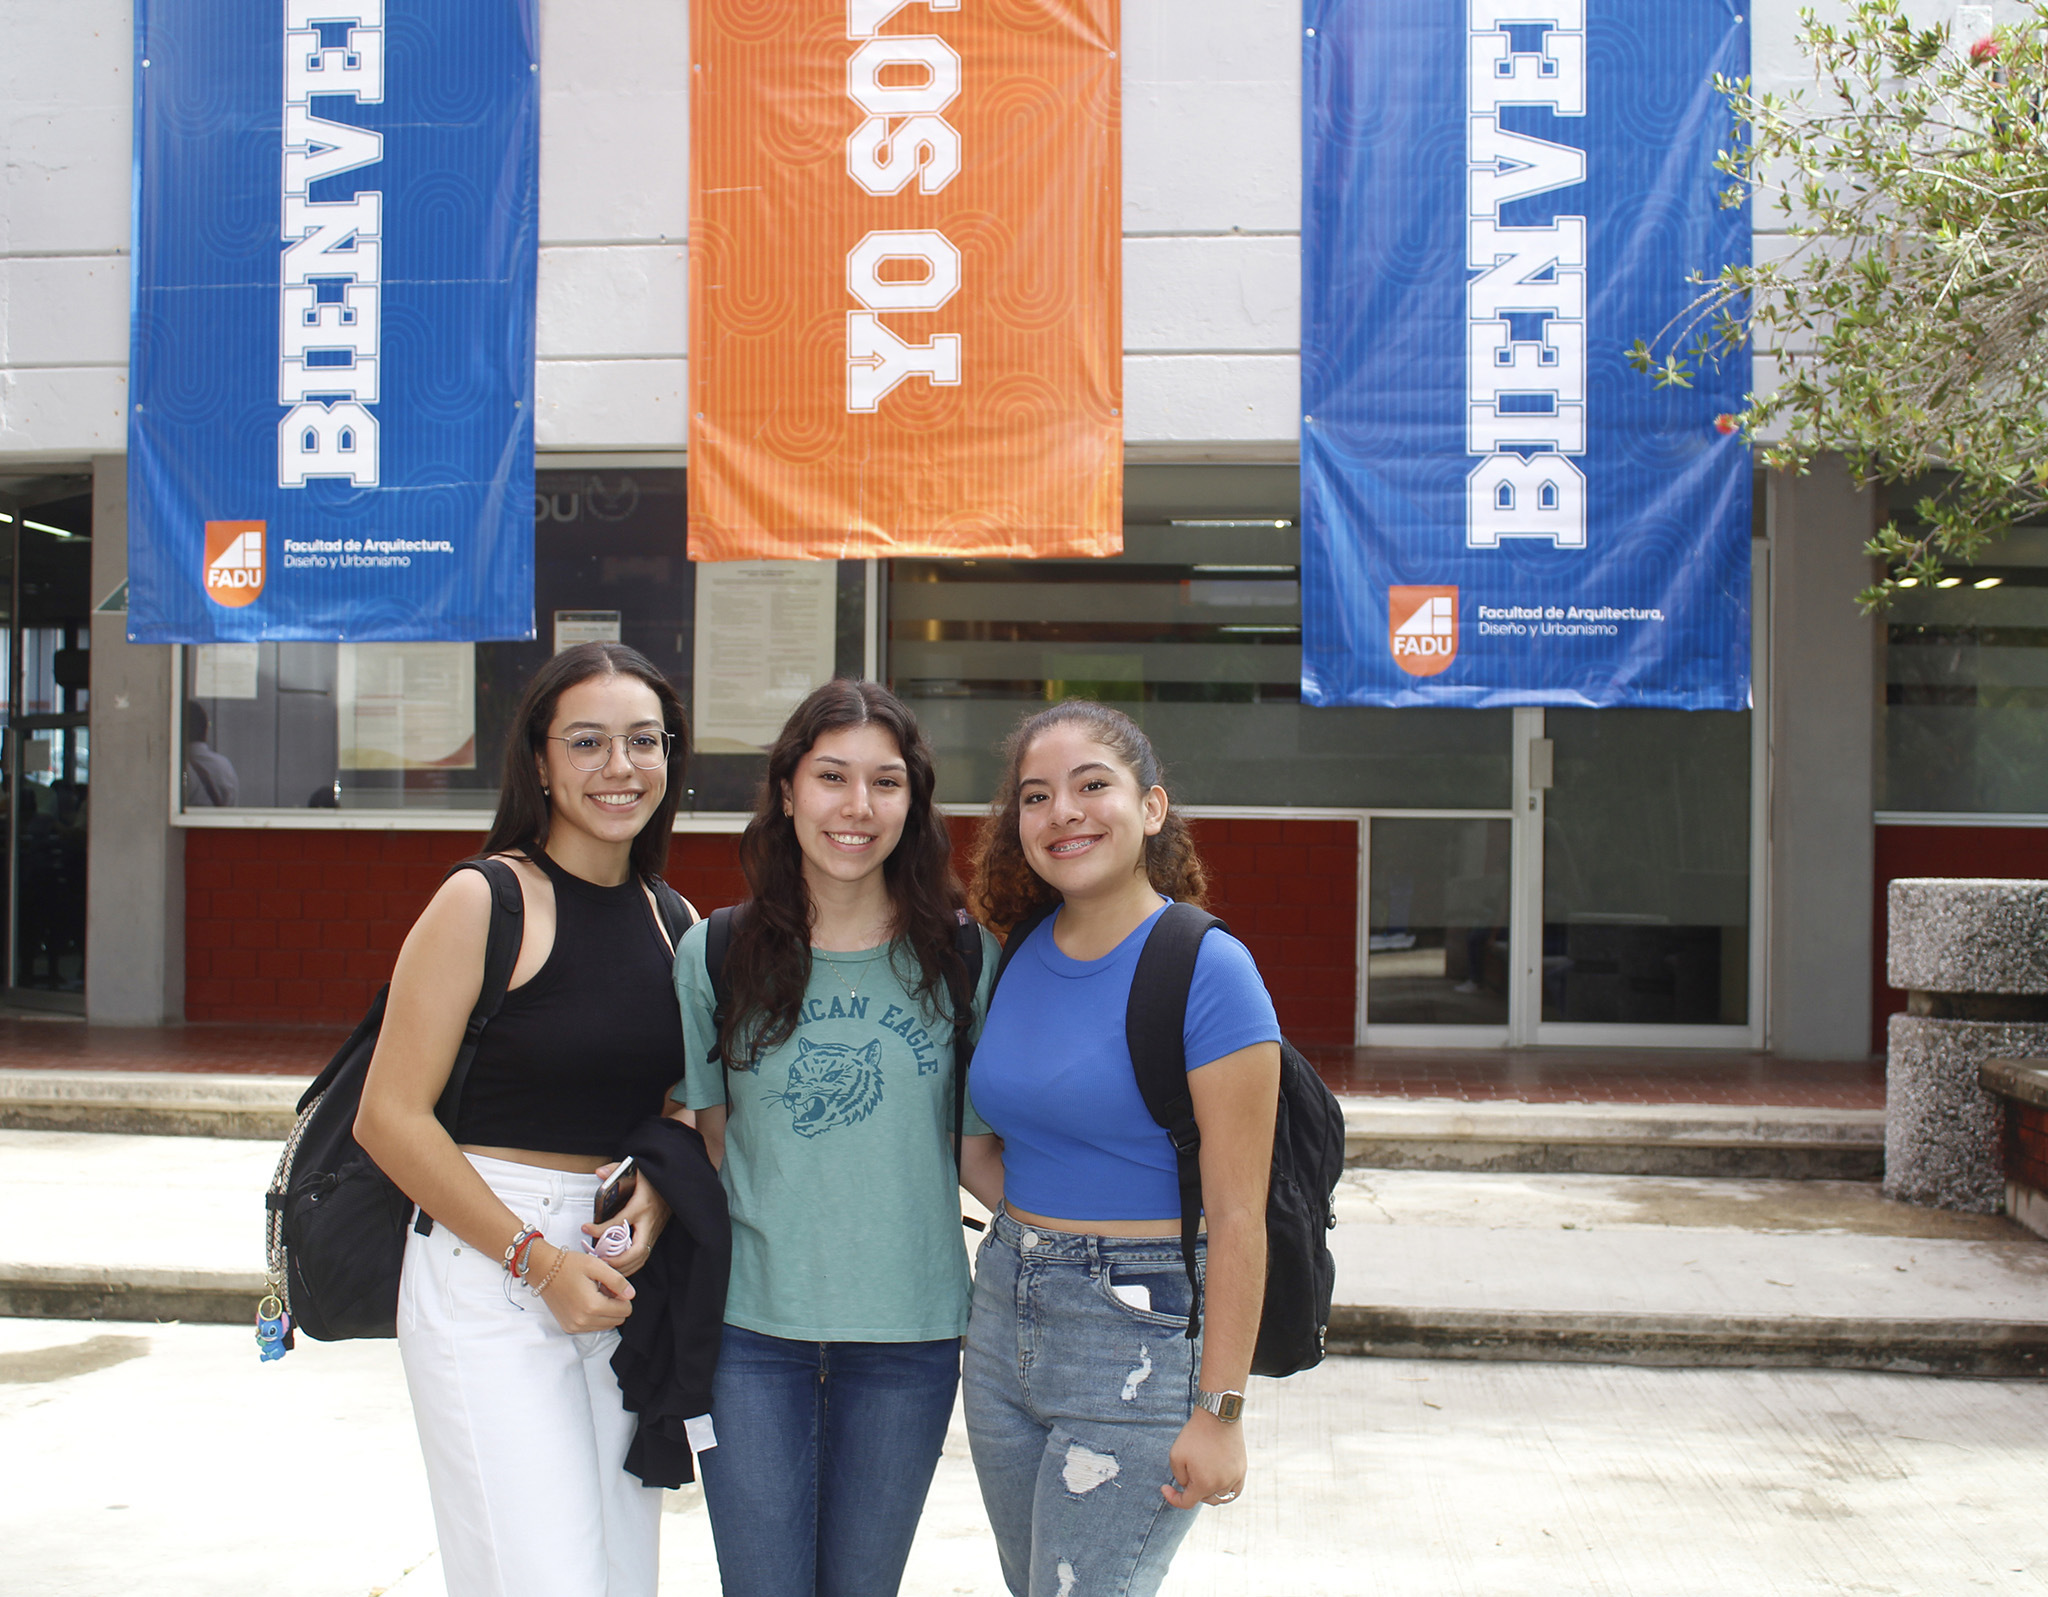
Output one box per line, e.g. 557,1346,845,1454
1301,1,1750,709
128,1,538,643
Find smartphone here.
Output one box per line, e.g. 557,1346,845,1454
594,1156,638,1224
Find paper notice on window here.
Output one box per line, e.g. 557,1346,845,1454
192,643,261,700
553,609,622,654
692,561,839,753
337,643,478,769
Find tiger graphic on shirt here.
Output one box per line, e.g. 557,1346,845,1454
766,1036,885,1138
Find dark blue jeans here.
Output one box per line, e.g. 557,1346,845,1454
697,1324,960,1597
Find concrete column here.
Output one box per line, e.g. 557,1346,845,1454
85,455,184,1022
1766,459,1879,1058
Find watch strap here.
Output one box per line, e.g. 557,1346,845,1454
1195,1388,1245,1424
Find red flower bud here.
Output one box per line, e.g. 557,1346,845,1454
1969,35,2000,65
1715,414,1738,435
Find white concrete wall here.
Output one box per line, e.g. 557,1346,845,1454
3,2,2000,463
1,0,1303,461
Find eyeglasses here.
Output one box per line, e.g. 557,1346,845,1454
547,730,675,771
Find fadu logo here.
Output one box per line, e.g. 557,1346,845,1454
204,521,266,608
1388,585,1458,678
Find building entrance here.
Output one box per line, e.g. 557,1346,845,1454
1,477,93,1010
1360,703,1762,1048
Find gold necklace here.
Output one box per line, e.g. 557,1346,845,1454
817,944,886,1005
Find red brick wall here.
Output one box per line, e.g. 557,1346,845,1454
185,829,747,1024
1188,817,1359,1046
2008,1100,2048,1197
1871,826,2048,1051
186,815,1361,1040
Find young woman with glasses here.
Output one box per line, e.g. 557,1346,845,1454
670,679,1003,1597
962,699,1282,1597
355,641,695,1597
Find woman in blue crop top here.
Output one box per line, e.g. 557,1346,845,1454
963,699,1283,1597
356,642,697,1597
672,679,1004,1597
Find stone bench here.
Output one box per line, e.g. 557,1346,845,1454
1981,1058,2048,1241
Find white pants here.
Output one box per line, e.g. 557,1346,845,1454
397,1154,662,1597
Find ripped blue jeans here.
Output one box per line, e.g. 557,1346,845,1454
962,1211,1204,1597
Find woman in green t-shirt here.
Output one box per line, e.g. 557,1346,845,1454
672,679,1003,1597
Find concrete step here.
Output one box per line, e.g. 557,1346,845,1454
0,1069,304,1139
4,1129,2042,1376
1342,1097,1885,1179
1,1072,1888,1180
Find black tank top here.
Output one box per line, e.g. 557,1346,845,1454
454,850,685,1156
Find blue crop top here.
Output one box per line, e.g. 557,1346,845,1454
968,901,1281,1220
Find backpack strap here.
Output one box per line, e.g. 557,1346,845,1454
1125,901,1226,1342
988,902,1058,997
703,903,740,1069
948,909,986,1177
414,856,526,1236
645,873,698,949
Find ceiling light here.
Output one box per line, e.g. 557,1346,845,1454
1896,577,1919,587
1936,577,1962,588
1974,576,2004,589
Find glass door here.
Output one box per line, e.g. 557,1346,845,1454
1361,814,1516,1044
1533,705,1758,1045
3,483,93,1010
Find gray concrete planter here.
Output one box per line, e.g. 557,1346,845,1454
1884,879,2048,1212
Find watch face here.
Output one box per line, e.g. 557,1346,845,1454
1202,1390,1244,1423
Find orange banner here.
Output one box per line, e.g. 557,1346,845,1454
688,0,1121,561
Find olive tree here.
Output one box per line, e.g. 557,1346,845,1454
1630,2,2048,607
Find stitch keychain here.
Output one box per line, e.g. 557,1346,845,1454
255,1290,294,1362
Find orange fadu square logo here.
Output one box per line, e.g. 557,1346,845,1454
1388,585,1459,677
204,521,266,608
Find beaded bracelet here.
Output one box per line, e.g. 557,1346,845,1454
503,1224,544,1281
527,1244,568,1299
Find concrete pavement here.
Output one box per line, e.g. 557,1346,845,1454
2,1126,2042,1371
5,1314,2047,1597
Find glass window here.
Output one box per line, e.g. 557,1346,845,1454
1542,708,1751,1026
4,485,94,996
180,469,866,815
1367,817,1511,1026
888,466,1512,808
1881,525,2048,814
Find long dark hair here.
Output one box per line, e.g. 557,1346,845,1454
972,699,1207,933
477,642,689,879
723,679,966,1066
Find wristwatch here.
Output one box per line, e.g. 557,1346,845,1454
1194,1389,1245,1424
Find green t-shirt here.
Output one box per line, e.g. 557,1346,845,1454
673,917,997,1342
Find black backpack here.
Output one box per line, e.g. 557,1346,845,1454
992,901,1345,1378
700,904,987,1171
263,858,696,1345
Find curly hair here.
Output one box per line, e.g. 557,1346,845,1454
971,699,1207,934
476,641,688,880
721,679,968,1066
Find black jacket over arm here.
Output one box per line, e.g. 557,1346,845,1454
610,1115,733,1488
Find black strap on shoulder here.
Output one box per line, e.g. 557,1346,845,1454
414,857,525,1236
949,909,986,1181
988,902,1057,998
1126,901,1226,1341
646,874,698,948
703,903,739,1067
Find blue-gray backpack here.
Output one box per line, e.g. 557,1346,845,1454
991,901,1345,1377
